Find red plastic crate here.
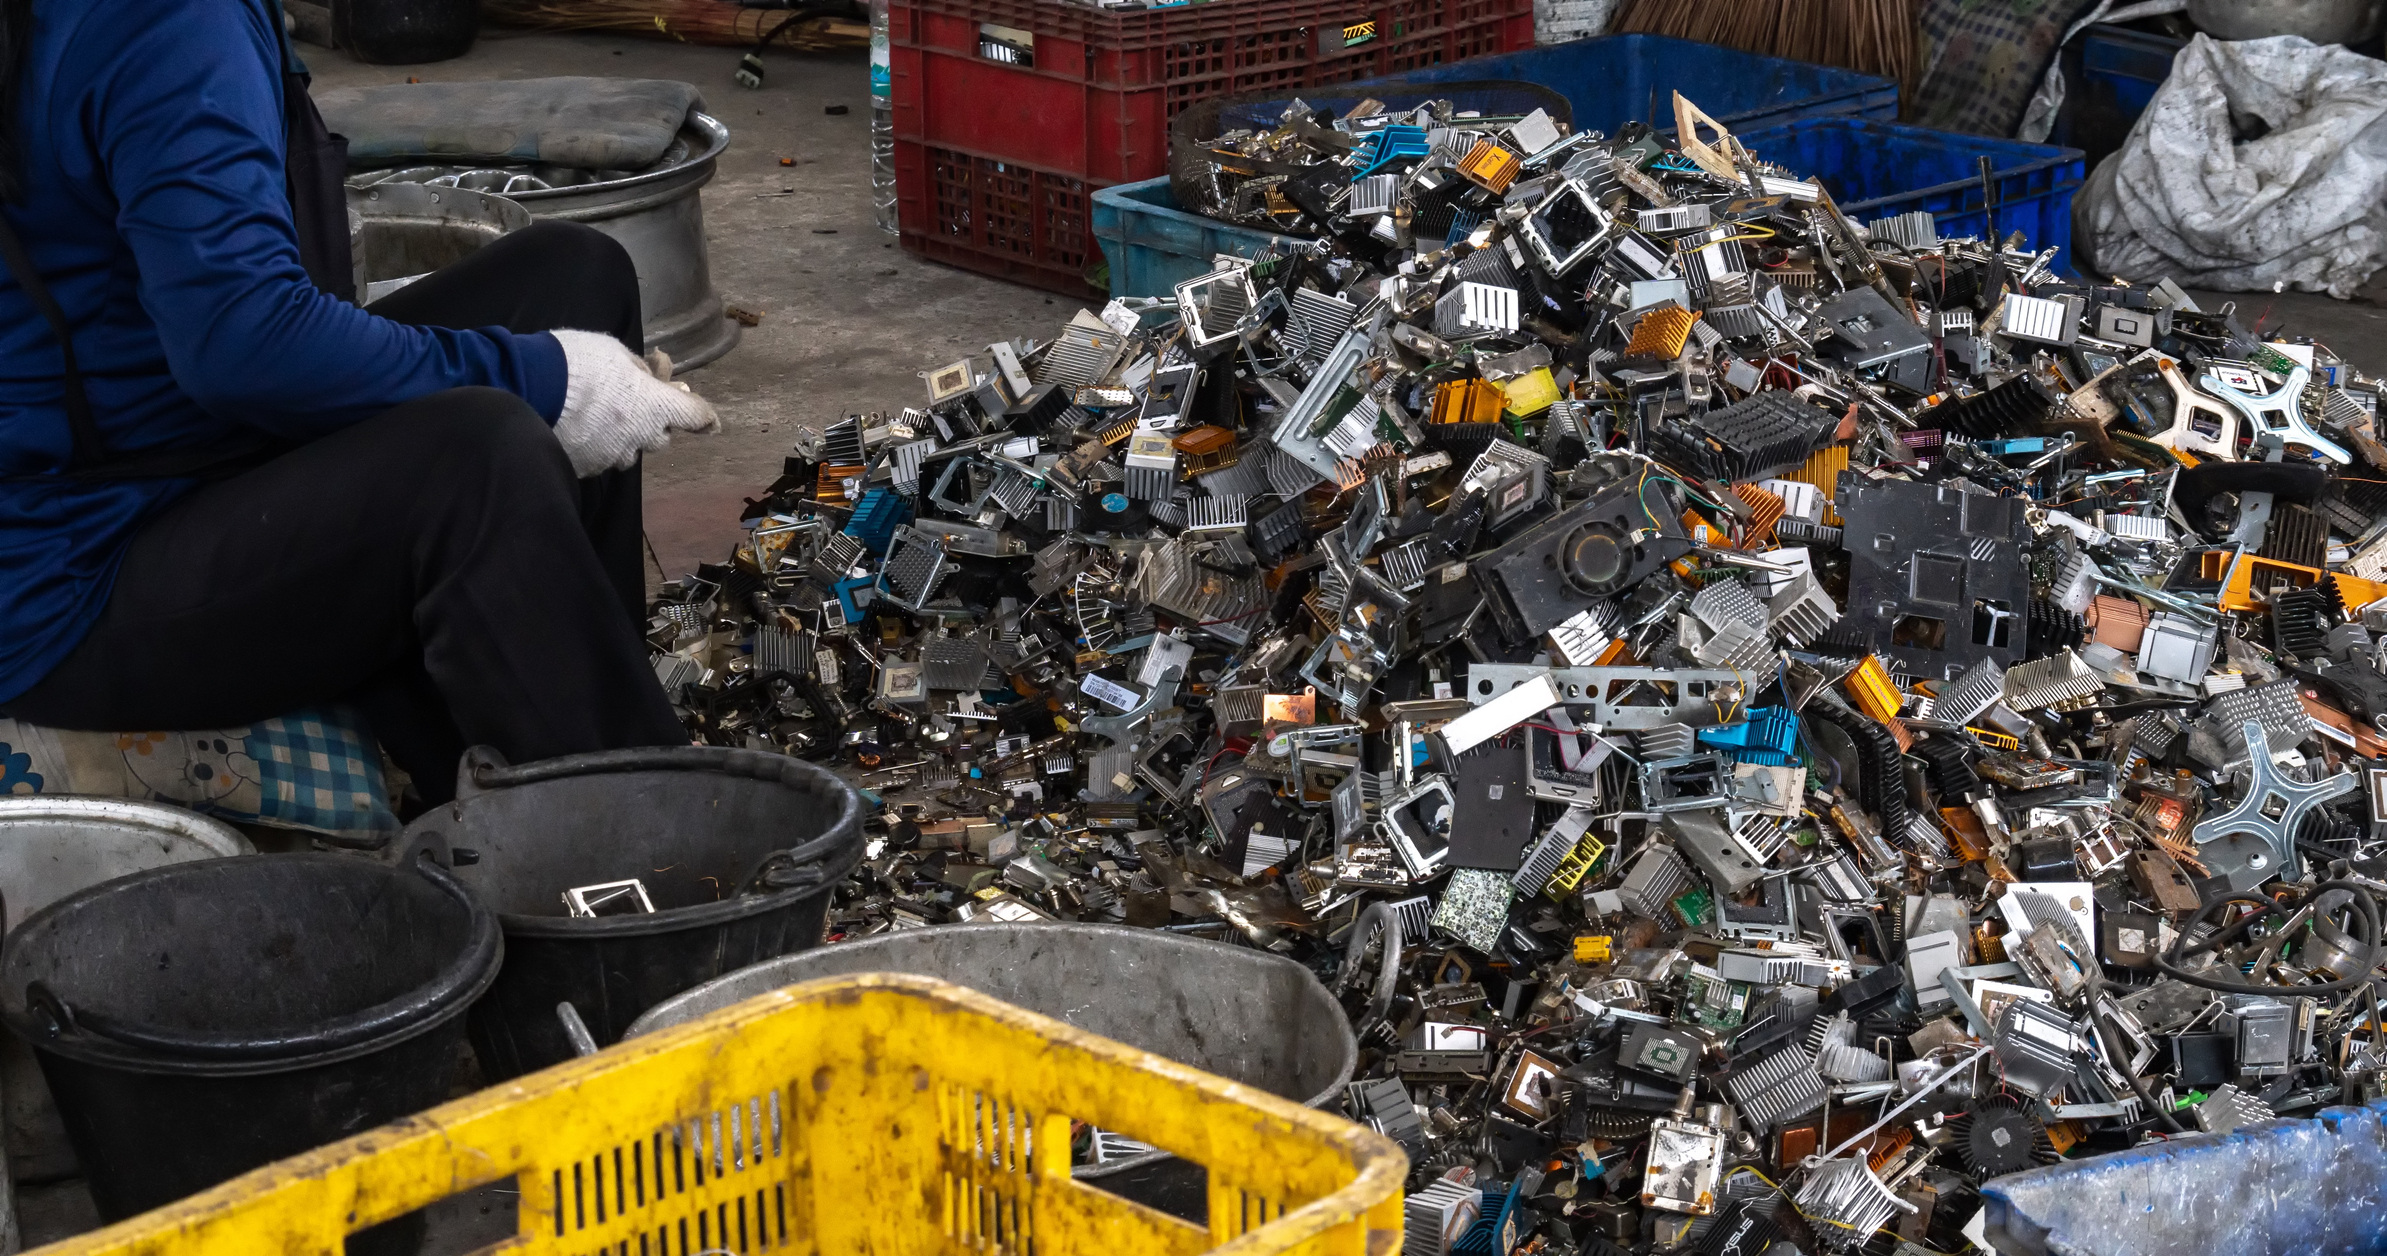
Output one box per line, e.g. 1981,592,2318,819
889,0,1531,294
896,139,1103,298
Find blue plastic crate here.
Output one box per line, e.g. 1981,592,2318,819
2080,24,2182,122
2052,23,2185,171
1345,33,1897,140
1091,177,1303,300
1733,116,2087,265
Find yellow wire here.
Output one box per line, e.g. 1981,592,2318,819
1724,1164,1784,1193
1676,225,1777,250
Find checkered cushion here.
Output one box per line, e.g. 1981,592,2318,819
248,710,399,836
0,705,397,841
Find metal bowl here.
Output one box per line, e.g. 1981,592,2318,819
346,183,532,305
348,113,739,372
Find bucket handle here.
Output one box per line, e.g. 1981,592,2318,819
457,744,865,886
460,744,847,795
22,852,501,1059
733,846,843,897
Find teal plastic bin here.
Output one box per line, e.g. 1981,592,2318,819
1733,116,2086,263
1346,33,1897,139
1091,178,1301,300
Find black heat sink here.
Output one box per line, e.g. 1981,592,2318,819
1248,498,1311,564
1910,735,1981,804
2024,598,2085,661
2258,503,2329,572
1808,701,1911,839
1930,374,2060,439
2298,809,2366,861
2271,588,2333,661
1421,420,1509,466
2332,475,2387,525
1810,621,1873,659
1454,242,1521,290
1647,391,1840,484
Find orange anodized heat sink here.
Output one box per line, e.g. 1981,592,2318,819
1842,655,1903,724
1433,377,1506,425
1783,445,1851,524
814,463,866,501
1173,424,1239,473
1624,308,1698,360
1732,483,1785,546
2328,571,2387,618
2086,595,2151,652
1457,139,1522,193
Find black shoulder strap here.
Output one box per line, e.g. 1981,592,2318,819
0,209,104,467
273,0,355,302
0,0,312,482
0,213,283,482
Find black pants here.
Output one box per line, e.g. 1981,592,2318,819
7,221,687,806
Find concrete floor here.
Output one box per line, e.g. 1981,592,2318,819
308,31,2387,595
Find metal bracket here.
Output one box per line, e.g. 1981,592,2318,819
2191,720,2359,888
2203,362,2349,464
1079,667,1182,749
1465,663,1746,730
2145,358,2239,460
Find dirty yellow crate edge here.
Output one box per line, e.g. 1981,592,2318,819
32,972,1407,1256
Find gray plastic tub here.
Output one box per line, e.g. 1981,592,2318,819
624,922,1359,1217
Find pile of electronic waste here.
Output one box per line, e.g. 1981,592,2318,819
647,93,2387,1255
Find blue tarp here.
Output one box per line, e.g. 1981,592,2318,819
1981,1099,2387,1255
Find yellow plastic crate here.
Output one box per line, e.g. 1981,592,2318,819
35,974,1406,1256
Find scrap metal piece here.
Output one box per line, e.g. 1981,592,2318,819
1642,1091,1729,1216
1079,667,1182,749
2204,362,2349,463
1794,1156,1917,1243
1468,663,1747,730
1835,474,2034,680
2002,650,2106,712
563,878,654,917
2146,357,2241,459
2191,720,2357,888
1177,263,1259,347
1614,844,1693,919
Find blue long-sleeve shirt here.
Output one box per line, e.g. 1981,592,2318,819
0,0,567,705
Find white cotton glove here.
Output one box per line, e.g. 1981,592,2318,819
551,328,720,477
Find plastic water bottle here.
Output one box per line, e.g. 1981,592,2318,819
869,0,898,235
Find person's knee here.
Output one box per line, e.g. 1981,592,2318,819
378,388,570,490
514,221,635,281
514,222,642,340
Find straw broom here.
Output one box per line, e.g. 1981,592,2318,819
1611,0,1919,102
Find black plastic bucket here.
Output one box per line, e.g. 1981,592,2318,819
0,852,499,1223
332,0,481,65
397,745,865,1081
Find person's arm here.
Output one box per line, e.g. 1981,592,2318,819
85,0,567,435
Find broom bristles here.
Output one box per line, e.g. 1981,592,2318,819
1613,0,1918,104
